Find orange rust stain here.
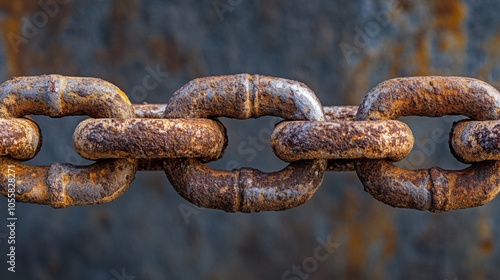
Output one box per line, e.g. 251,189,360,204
331,187,397,278
480,239,494,254
31,44,76,75
148,36,188,73
0,1,38,76
387,40,406,77
0,1,73,77
412,29,431,75
104,0,139,66
343,0,467,88
344,53,372,105
476,214,494,255
398,0,414,12
476,34,500,88
457,210,495,280
431,0,467,51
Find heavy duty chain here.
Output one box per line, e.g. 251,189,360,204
1,74,500,212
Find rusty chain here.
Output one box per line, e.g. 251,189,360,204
1,74,499,212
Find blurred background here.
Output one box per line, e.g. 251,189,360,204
0,0,500,279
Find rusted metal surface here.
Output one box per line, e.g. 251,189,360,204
356,160,500,212
327,160,356,172
355,76,500,211
0,75,138,207
0,117,41,160
164,74,325,121
163,74,327,212
356,76,500,121
133,104,167,118
0,75,134,118
74,118,227,162
1,74,500,212
0,156,137,208
323,106,359,171
132,104,193,171
165,158,327,212
324,106,358,121
137,159,166,171
451,120,500,163
271,120,414,162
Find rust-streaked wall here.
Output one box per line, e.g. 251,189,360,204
0,0,499,279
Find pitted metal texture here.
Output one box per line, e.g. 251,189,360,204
1,74,500,212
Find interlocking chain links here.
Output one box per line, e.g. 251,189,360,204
271,105,415,171
2,74,500,212
355,77,500,212
0,75,138,208
322,106,361,172
163,74,328,212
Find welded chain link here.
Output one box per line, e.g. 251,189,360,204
1,74,499,212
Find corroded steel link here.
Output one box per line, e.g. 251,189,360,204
163,74,328,212
74,118,227,162
133,104,167,118
0,75,134,118
324,106,358,121
0,157,137,208
164,74,325,121
356,76,500,121
271,120,414,162
133,104,173,170
0,118,42,160
2,74,500,211
357,160,500,211
166,158,326,212
450,120,500,163
323,106,359,171
327,160,355,172
138,159,166,171
0,75,138,208
356,76,500,212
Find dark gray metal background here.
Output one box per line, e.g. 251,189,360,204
0,0,499,279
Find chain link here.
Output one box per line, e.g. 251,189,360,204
163,74,327,212
1,74,499,212
355,76,500,212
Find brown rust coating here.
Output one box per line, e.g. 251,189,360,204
451,120,500,163
133,104,167,118
356,76,500,121
356,160,500,212
137,159,165,171
0,75,134,118
327,160,356,172
74,118,228,162
324,106,358,121
0,118,42,160
271,120,414,162
355,76,500,211
164,74,325,121
0,75,138,207
164,158,327,212
133,104,192,171
163,74,327,212
0,157,137,208
323,106,359,171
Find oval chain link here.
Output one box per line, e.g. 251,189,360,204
0,75,138,208
1,74,500,212
163,74,328,212
355,76,500,212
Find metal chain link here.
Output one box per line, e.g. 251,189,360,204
1,74,499,212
